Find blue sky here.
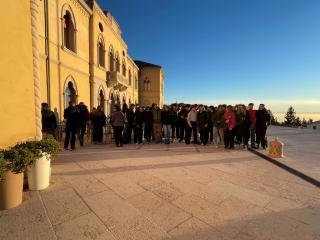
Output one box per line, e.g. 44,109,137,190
97,0,320,117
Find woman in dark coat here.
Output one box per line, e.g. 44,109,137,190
91,106,106,144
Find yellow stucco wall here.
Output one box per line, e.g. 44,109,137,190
38,0,91,121
0,0,165,147
0,1,36,147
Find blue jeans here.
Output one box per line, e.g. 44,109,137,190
163,124,171,143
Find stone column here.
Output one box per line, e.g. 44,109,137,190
30,0,42,140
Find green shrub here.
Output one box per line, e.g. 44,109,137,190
3,143,35,174
0,151,6,182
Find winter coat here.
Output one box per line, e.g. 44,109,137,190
42,109,57,130
111,111,125,127
213,111,225,128
224,111,236,129
64,106,80,128
247,109,256,125
256,109,271,127
134,111,144,127
92,110,106,128
78,104,89,124
126,109,135,124
198,110,208,128
143,111,153,125
161,110,173,125
207,111,214,126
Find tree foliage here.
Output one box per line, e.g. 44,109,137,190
284,106,296,125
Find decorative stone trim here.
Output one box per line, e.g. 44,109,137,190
30,0,42,140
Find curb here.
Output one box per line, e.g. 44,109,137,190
248,148,320,188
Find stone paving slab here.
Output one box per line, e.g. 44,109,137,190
265,126,320,181
0,143,319,240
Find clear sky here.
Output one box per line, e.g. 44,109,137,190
97,0,320,119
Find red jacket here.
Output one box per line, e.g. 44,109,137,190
247,109,256,125
224,111,236,129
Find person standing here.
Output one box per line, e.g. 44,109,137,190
111,105,125,147
64,101,80,150
224,105,236,149
177,104,187,143
207,106,215,144
124,104,135,144
213,105,226,147
256,104,271,149
41,103,57,138
134,106,144,144
77,102,89,146
198,105,209,145
143,106,153,142
247,103,257,148
161,105,173,144
152,104,162,143
235,104,251,149
171,104,178,142
91,106,106,144
187,105,198,144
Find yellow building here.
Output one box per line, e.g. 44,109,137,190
0,0,164,147
135,61,165,107
37,0,164,120
0,0,39,148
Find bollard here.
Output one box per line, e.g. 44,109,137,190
268,138,283,158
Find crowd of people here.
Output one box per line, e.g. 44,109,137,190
41,101,271,151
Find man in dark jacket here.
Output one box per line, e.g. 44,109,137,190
143,106,153,142
198,105,209,145
77,102,89,146
41,103,57,138
124,104,135,144
256,104,271,149
178,104,189,143
64,101,80,150
207,106,215,144
161,105,173,144
134,107,144,144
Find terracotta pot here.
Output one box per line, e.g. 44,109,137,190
0,171,24,210
27,154,51,190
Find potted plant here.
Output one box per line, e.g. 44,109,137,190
0,144,34,210
27,134,59,190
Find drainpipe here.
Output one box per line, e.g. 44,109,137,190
44,0,51,107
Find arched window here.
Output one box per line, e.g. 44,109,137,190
109,46,114,71
63,10,76,52
148,80,151,91
115,53,120,72
144,80,147,91
65,81,77,108
99,89,105,111
122,60,126,77
128,69,132,85
98,37,105,67
144,78,151,91
135,75,138,90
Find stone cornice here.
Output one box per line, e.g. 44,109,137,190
68,0,92,17
93,3,127,50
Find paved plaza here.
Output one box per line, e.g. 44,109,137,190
0,143,319,240
266,126,320,181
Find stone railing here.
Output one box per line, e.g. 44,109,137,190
106,71,128,91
